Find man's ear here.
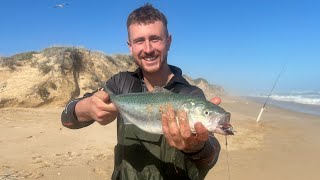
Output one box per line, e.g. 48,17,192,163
127,40,133,54
166,34,172,51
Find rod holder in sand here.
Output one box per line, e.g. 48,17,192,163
256,108,264,122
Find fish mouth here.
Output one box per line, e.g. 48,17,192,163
214,112,235,135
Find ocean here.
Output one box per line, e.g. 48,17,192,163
246,91,320,117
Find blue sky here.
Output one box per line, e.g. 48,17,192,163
1,0,319,95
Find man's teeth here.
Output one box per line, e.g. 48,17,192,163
144,57,156,61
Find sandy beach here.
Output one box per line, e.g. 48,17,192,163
1,97,319,180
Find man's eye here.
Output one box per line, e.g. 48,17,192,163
151,39,160,43
135,40,143,44
150,36,161,43
133,39,144,44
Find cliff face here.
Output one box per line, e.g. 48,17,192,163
0,47,225,108
183,76,226,99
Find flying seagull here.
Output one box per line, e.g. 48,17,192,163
54,3,69,8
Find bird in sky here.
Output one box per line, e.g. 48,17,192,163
54,3,69,8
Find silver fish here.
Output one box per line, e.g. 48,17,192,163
104,87,232,135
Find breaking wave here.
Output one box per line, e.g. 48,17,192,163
270,92,320,105
257,91,320,105
247,91,320,116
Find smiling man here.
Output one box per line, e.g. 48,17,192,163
127,12,173,90
61,4,221,180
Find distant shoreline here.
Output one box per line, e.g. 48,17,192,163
245,96,320,117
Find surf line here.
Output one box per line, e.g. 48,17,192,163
256,62,287,122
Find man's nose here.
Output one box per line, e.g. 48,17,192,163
143,41,154,53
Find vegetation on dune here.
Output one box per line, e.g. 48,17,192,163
0,51,37,70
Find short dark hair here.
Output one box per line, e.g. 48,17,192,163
127,3,168,32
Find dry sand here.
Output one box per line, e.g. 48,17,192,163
0,97,319,180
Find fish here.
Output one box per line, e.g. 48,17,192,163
104,86,233,135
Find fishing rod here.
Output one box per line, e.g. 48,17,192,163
256,62,287,122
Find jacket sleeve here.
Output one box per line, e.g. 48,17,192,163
183,135,221,179
60,73,123,129
60,92,95,129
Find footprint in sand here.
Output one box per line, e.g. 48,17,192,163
93,153,107,160
32,155,42,160
31,155,51,168
66,151,81,160
55,153,63,157
92,167,107,176
24,172,44,179
0,167,44,180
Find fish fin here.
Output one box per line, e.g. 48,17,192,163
93,76,114,97
151,86,172,93
120,112,133,124
101,84,115,97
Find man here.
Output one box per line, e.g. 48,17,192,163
61,4,221,180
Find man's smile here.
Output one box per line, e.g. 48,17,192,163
142,55,158,61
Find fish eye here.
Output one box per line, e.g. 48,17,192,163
204,110,210,115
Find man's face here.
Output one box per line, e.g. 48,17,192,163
127,21,171,74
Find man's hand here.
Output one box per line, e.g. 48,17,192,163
161,97,222,153
210,97,221,105
75,89,118,125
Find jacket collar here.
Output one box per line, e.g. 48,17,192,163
131,65,190,88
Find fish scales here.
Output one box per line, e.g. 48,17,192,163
105,87,231,134
113,92,183,133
